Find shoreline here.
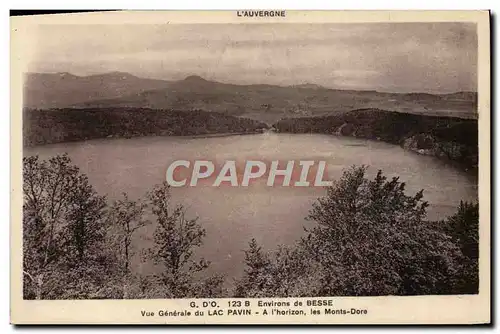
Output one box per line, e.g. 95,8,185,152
173,131,265,139
24,130,477,178
23,130,266,148
278,131,478,178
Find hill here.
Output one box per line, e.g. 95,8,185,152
290,83,327,90
23,72,173,109
24,72,478,123
273,109,478,171
23,107,268,146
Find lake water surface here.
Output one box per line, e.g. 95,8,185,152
25,133,478,283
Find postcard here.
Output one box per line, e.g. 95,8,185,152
10,10,490,324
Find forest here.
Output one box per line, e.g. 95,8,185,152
23,108,269,146
273,109,478,171
23,154,479,299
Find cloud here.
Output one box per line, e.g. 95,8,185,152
28,23,477,93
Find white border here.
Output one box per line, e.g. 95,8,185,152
3,1,498,332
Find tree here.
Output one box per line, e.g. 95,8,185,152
236,166,468,297
235,240,321,297
304,165,463,296
144,182,221,298
23,154,78,299
64,173,107,262
443,201,479,261
439,201,479,294
106,193,149,298
23,154,111,299
234,239,272,297
108,194,148,274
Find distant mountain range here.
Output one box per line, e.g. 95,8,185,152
24,71,173,109
23,72,478,123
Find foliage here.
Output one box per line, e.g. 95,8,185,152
23,154,479,299
24,108,268,146
235,240,321,297
235,166,475,297
234,239,272,297
438,201,479,294
23,154,112,299
107,193,148,274
104,194,150,298
142,182,223,298
273,109,478,170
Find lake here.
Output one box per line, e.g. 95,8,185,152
24,133,478,285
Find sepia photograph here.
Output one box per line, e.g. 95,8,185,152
10,10,490,324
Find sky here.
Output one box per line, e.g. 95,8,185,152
27,23,477,93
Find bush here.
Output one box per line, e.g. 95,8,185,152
437,201,479,294
23,155,478,298
235,166,473,297
235,240,321,297
23,154,113,299
142,182,224,298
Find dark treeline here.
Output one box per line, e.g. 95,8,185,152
273,109,478,171
23,108,269,146
23,154,479,299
